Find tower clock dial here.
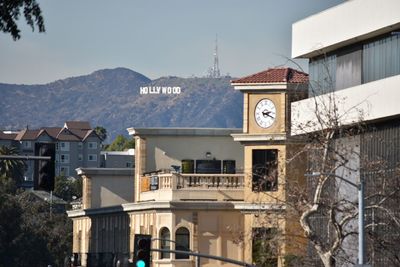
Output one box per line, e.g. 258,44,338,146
255,98,276,128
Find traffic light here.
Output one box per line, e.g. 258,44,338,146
34,143,55,191
133,234,151,267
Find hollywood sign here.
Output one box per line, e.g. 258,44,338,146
140,86,181,95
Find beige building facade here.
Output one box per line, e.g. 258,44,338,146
68,128,250,267
231,68,308,266
67,69,308,267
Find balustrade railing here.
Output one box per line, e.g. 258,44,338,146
141,173,244,192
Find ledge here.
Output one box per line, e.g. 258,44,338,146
67,201,286,218
76,167,134,176
127,127,242,137
231,133,286,142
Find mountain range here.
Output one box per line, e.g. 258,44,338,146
0,68,243,142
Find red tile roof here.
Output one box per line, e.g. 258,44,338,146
231,67,308,84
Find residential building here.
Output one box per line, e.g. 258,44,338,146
291,0,400,265
0,121,102,183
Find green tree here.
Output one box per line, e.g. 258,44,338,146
0,145,26,191
94,126,107,142
0,0,45,40
106,134,135,151
54,176,82,202
0,189,72,267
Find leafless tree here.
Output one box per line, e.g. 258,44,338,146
285,67,400,266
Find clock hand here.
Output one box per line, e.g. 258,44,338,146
266,112,275,119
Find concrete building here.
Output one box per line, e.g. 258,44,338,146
68,128,247,267
291,0,400,265
231,68,309,266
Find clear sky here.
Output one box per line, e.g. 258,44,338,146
0,0,343,85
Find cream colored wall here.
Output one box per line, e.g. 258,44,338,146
243,93,249,133
144,136,244,174
135,137,147,202
72,217,91,267
87,174,134,209
196,211,244,267
128,209,244,267
95,175,133,208
243,213,286,267
248,93,286,134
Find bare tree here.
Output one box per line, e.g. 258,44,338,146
286,68,400,266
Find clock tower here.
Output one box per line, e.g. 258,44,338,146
231,67,308,266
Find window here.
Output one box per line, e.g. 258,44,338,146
60,166,70,176
60,154,69,163
78,154,83,161
23,141,32,148
252,149,278,192
78,142,83,149
88,142,97,149
363,34,400,83
336,46,362,90
175,227,190,259
309,54,336,96
126,162,132,168
159,227,170,259
252,228,278,267
88,154,97,161
60,142,70,151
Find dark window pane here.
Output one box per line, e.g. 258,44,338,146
252,149,278,192
160,227,170,259
175,227,190,259
252,228,278,267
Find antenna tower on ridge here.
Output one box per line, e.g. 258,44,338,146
208,34,221,78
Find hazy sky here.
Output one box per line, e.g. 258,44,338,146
0,0,343,84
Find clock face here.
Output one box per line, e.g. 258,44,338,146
255,99,276,128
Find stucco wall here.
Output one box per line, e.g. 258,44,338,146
144,136,244,174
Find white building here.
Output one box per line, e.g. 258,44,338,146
291,0,400,265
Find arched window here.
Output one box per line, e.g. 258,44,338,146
175,227,190,259
159,227,170,259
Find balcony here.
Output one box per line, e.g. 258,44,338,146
139,173,245,202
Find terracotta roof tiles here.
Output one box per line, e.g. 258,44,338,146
231,67,308,84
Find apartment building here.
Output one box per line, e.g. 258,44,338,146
0,121,102,182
